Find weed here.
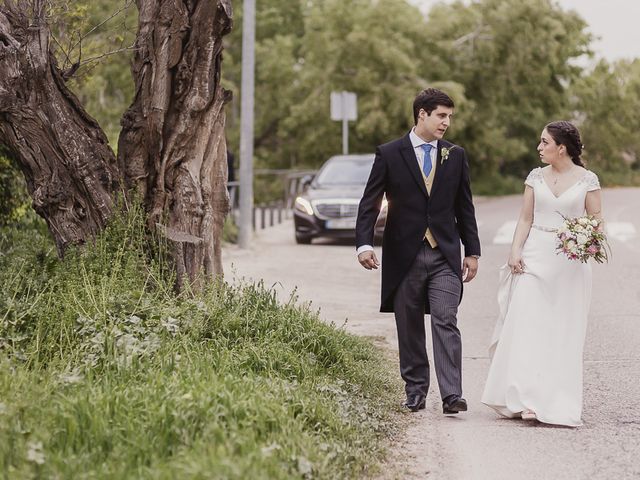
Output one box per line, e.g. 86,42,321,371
0,207,399,479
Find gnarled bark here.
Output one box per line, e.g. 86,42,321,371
0,1,120,257
118,0,233,289
0,0,233,288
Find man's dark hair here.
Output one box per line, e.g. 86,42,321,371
413,88,454,124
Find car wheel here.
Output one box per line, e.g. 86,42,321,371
295,233,312,244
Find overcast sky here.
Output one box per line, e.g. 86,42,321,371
410,0,640,62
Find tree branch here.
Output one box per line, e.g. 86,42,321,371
50,32,73,71
78,43,137,67
68,0,135,54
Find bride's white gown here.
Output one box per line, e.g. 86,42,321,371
482,167,600,427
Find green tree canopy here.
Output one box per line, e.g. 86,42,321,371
49,0,138,145
222,0,602,195
573,59,640,183
2,0,638,205
223,0,468,171
424,0,592,187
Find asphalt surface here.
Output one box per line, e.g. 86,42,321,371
222,187,640,480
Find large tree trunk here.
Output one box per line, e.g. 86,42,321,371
0,0,233,287
119,0,232,289
0,1,120,257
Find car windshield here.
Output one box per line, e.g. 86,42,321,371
314,156,374,186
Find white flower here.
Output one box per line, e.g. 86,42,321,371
297,456,313,476
59,369,84,385
556,213,610,263
126,315,142,325
162,317,181,336
261,443,281,456
26,441,46,465
440,146,456,164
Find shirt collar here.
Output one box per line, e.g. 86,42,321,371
410,128,438,150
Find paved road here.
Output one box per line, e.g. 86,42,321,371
222,188,640,480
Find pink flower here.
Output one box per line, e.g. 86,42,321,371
587,245,599,255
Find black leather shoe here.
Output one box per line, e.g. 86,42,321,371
402,393,426,412
442,396,467,414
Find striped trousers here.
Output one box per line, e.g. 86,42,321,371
393,243,463,399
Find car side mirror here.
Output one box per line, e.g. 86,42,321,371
300,174,314,187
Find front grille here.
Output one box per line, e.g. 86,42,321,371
314,202,359,219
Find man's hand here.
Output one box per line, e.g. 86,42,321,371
358,250,380,270
462,256,478,283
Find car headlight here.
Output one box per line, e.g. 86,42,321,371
294,197,314,215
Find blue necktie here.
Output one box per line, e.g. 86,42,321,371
421,144,433,177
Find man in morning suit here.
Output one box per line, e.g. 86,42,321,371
355,88,481,414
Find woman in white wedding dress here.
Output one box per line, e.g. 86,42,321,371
481,121,603,427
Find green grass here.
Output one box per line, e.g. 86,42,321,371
0,207,399,479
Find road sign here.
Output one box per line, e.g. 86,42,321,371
330,91,357,154
330,91,357,121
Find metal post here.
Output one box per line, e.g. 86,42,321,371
342,117,348,154
238,0,255,248
342,92,348,154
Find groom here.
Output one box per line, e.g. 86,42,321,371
356,88,481,413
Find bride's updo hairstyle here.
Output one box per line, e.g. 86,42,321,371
545,121,585,167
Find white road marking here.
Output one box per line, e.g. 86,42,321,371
492,220,517,245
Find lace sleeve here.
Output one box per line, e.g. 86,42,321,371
585,171,601,192
524,168,541,187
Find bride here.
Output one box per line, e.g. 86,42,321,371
481,121,603,427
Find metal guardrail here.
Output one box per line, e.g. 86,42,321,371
227,169,316,230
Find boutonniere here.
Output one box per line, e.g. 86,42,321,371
440,146,456,165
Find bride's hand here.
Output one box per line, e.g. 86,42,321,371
508,252,525,275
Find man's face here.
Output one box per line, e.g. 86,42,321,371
416,105,453,141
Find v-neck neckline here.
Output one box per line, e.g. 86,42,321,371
541,168,588,199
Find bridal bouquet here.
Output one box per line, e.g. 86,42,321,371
555,214,609,263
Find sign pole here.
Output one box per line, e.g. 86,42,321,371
342,91,348,154
331,91,357,156
238,0,255,249
342,116,348,154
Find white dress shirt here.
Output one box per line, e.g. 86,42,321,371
409,127,438,175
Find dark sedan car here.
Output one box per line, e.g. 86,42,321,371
293,154,387,244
